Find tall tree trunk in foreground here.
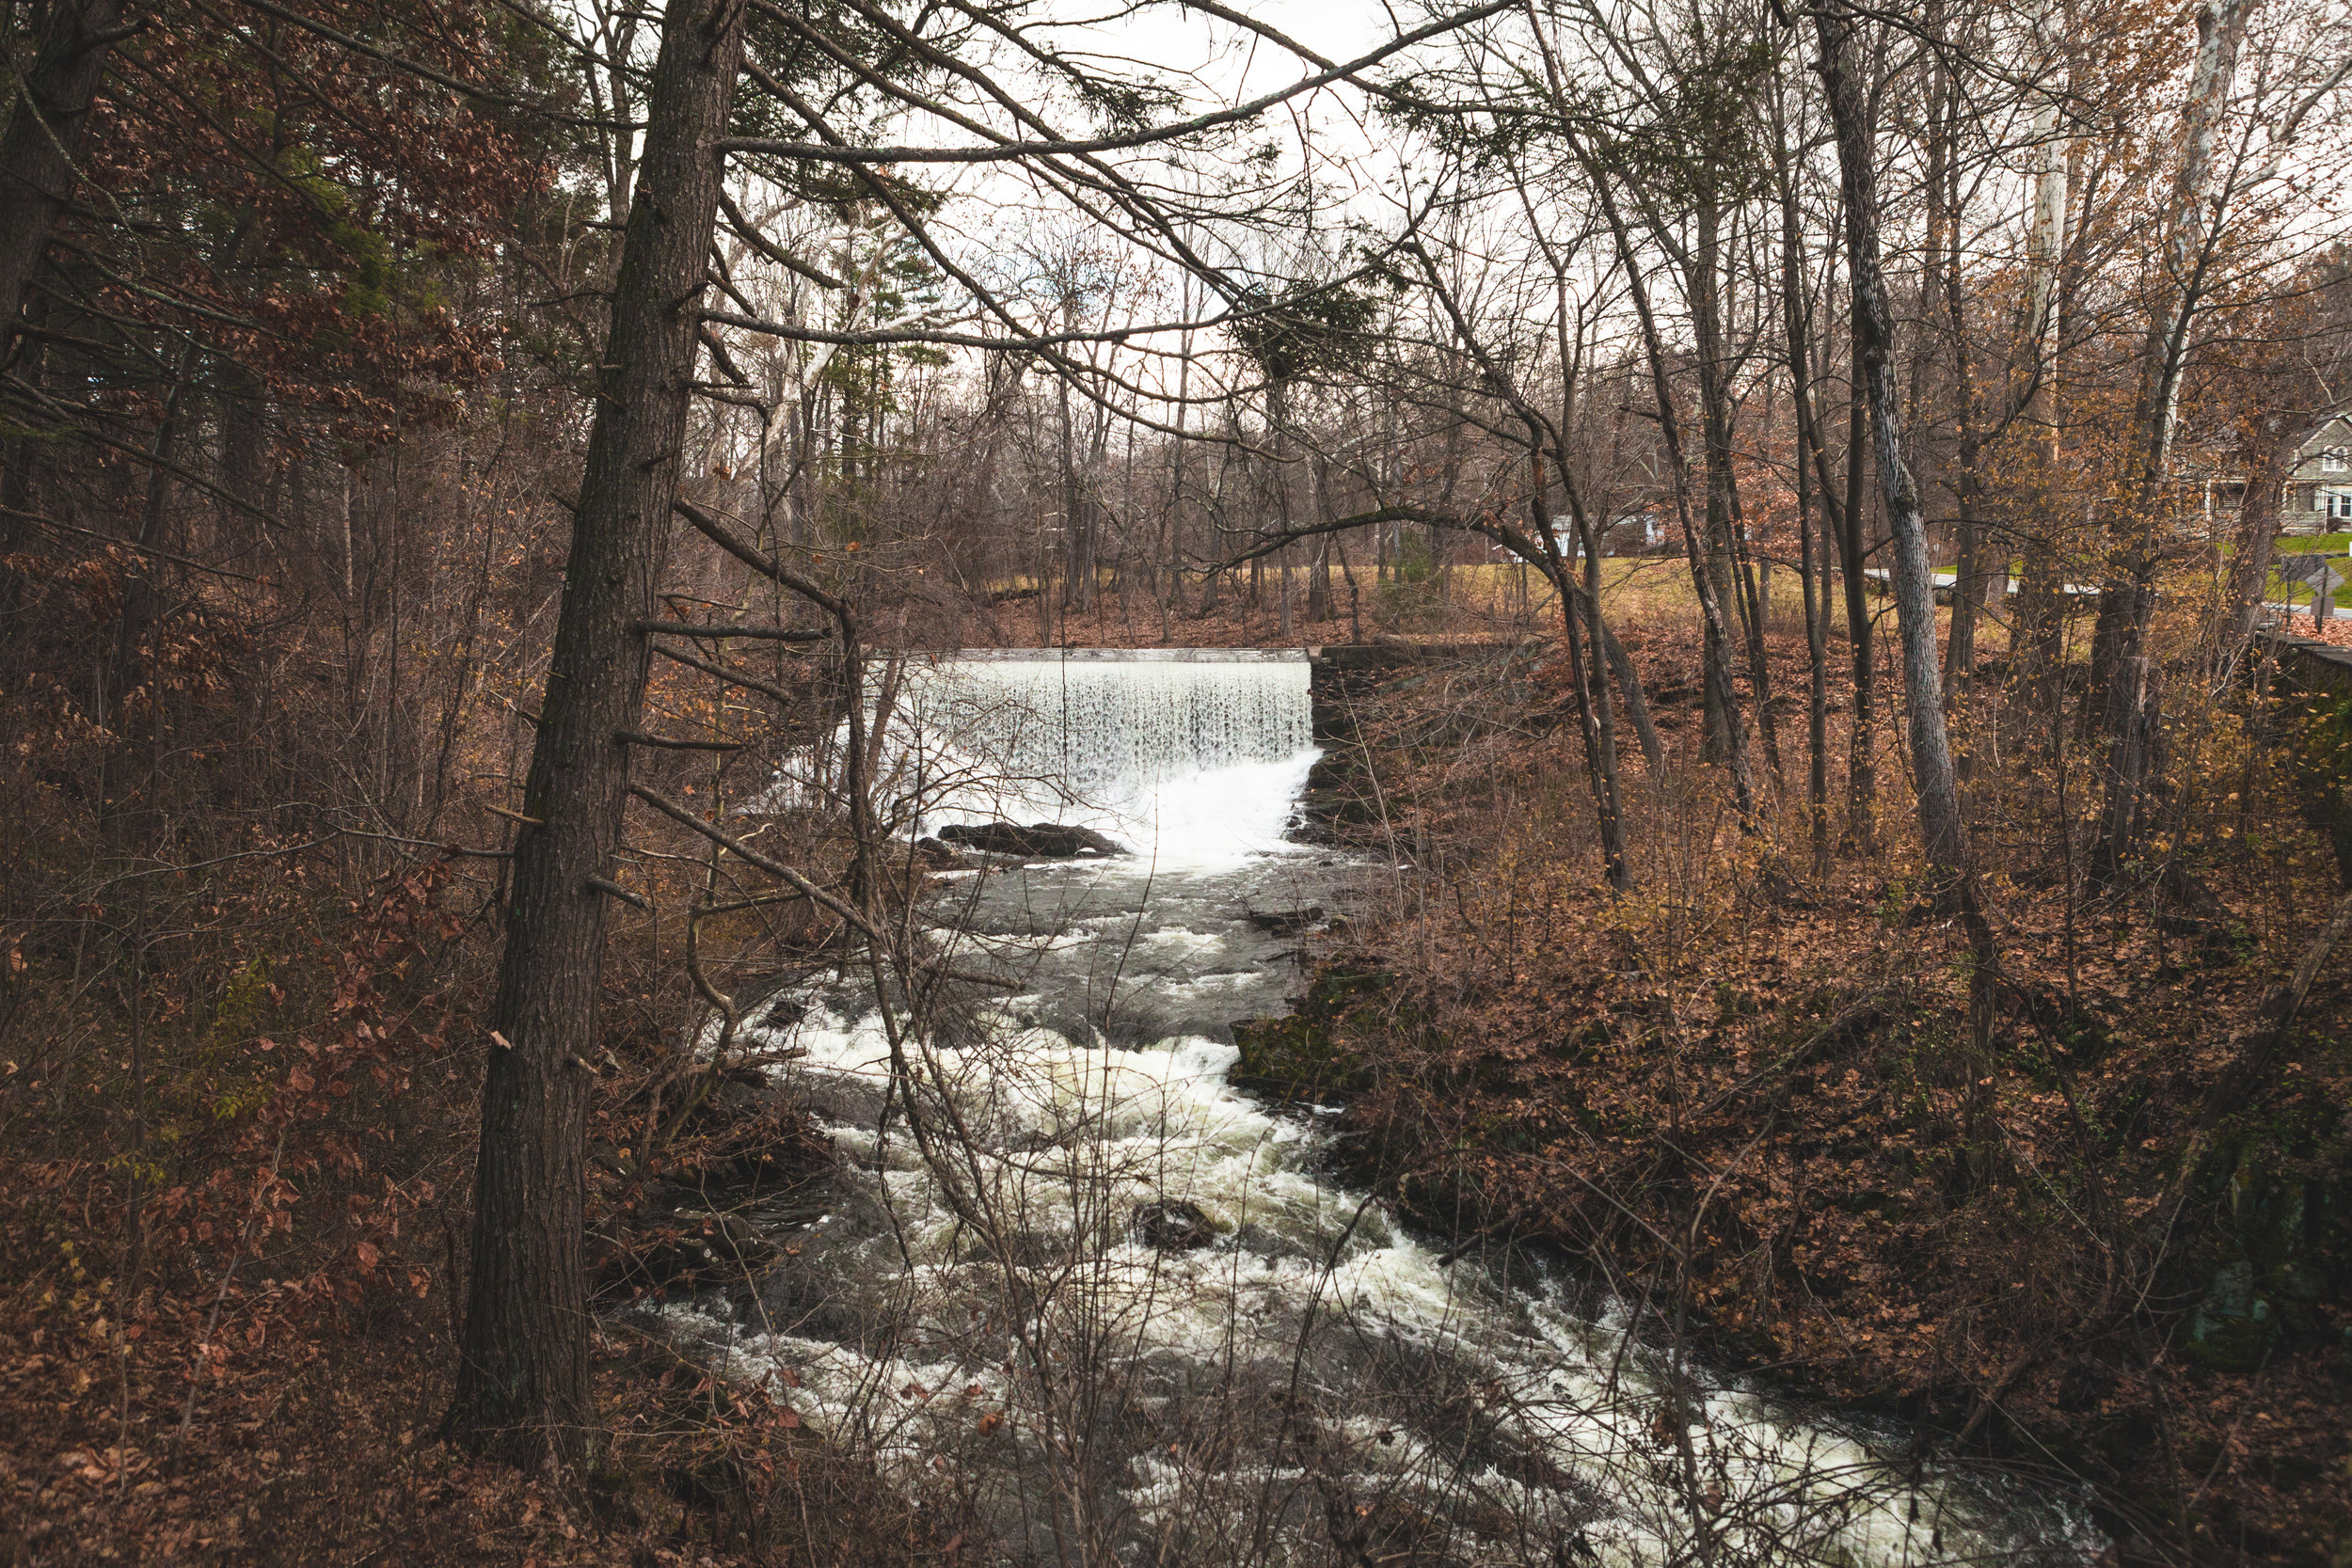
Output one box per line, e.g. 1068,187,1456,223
1772,100,1833,875
1836,335,1878,851
448,0,746,1468
2011,17,2073,730
0,0,126,360
1814,0,1970,880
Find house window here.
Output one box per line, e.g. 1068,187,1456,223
2328,489,2352,522
2327,447,2351,473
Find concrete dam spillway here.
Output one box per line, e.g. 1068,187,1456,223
889,647,1320,868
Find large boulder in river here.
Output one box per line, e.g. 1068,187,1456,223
938,821,1131,859
1133,1199,1217,1251
913,835,971,869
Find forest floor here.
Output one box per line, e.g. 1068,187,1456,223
1198,605,2352,1566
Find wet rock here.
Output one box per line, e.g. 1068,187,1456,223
913,835,971,869
938,821,1131,858
1246,905,1325,936
750,991,806,1032
1133,1198,1216,1251
1230,967,1392,1103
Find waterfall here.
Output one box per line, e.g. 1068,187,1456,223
887,649,1318,866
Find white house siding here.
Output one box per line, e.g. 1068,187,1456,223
2283,415,2352,535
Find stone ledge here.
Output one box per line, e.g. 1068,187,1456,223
2260,629,2352,695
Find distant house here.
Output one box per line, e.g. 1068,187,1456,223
2282,412,2352,534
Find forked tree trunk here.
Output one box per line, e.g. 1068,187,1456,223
1585,156,1756,822
447,0,746,1469
1815,0,1970,880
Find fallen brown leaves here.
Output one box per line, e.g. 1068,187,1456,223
1298,621,2352,1565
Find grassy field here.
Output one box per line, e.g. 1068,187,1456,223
2268,534,2352,609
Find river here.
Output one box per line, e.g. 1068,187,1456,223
658,649,2097,1566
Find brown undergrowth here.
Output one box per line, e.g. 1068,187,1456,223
0,760,953,1564
1270,624,2352,1566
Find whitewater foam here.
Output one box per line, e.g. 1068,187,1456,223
880,652,1320,869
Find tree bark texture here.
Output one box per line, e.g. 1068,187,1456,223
1600,619,1665,778
1773,84,1857,866
1815,1,1970,879
1530,451,1629,890
448,0,746,1468
0,0,127,362
1836,333,1878,850
2226,413,2293,638
1695,200,1781,779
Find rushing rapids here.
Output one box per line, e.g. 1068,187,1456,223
660,650,2095,1566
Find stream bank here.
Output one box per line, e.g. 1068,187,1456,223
1260,634,2352,1566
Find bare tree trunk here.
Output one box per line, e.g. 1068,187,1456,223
99,368,191,847
1691,198,1741,765
1164,299,1194,642
1308,450,1333,623
1837,297,1878,852
1944,460,1994,712
1532,451,1629,890
1602,617,1666,777
1272,380,1295,640
1693,198,1781,778
1933,55,1994,711
1799,386,1832,880
2226,414,2294,637
1585,154,1756,822
447,0,746,1470
1774,77,1853,868
1815,0,1970,880
2013,10,2073,677
0,0,126,359
2090,0,2255,882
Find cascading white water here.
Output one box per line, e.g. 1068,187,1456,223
664,653,2093,1566
884,649,1319,867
